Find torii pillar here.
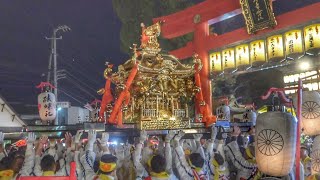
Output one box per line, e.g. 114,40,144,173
194,22,212,114
153,0,243,117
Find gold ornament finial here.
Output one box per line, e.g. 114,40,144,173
140,21,163,54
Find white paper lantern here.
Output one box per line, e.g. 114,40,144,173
313,135,320,150
38,92,56,121
311,135,320,175
255,110,297,177
242,110,257,125
216,105,230,121
293,91,320,136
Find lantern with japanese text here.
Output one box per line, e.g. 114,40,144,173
267,35,285,63
242,109,257,125
38,91,56,121
255,108,297,177
222,48,236,73
216,104,230,121
210,52,223,74
285,29,304,59
304,24,320,55
314,135,320,150
250,40,266,67
293,91,320,136
235,44,251,70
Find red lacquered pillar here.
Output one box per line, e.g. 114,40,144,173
194,21,212,117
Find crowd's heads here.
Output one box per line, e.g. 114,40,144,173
189,153,204,169
300,146,309,160
10,155,24,173
99,154,118,175
41,155,56,172
149,155,166,173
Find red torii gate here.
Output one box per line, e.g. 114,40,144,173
153,0,320,116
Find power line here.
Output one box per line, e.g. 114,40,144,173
58,55,103,86
62,71,98,92
63,77,97,99
59,87,90,102
58,89,84,105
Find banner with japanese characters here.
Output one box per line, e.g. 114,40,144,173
240,0,277,34
38,92,56,121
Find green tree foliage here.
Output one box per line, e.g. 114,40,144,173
112,0,196,55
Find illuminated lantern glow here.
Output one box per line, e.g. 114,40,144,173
304,24,320,55
267,35,285,63
222,48,236,73
38,92,57,121
210,52,223,74
255,109,297,177
250,40,266,67
285,29,304,59
293,91,320,136
235,44,251,70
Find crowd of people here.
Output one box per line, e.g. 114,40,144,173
0,126,317,180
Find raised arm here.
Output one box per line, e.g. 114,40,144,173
133,130,148,180
34,135,49,176
20,132,36,176
173,130,194,180
0,132,6,161
164,130,175,174
193,134,205,159
74,130,84,179
224,126,256,170
80,130,97,180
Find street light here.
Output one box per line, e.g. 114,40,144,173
54,25,71,34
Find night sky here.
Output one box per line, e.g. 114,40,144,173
0,0,128,109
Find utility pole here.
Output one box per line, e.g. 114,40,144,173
46,25,71,125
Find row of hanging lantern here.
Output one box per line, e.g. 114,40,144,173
210,23,320,75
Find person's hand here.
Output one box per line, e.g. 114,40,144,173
27,132,36,144
193,134,203,142
88,130,97,145
174,130,185,142
100,132,109,147
139,130,148,143
216,126,227,140
165,130,176,143
231,126,241,137
74,130,83,144
0,132,4,144
65,132,72,148
39,135,48,145
211,126,218,140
